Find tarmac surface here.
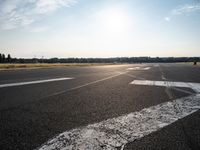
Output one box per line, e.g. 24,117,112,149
0,63,200,150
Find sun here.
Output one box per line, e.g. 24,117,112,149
99,7,131,33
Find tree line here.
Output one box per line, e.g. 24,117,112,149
0,53,12,63
0,54,199,64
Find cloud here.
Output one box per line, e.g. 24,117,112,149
35,0,77,14
30,26,49,32
172,4,200,15
0,0,77,30
164,4,200,22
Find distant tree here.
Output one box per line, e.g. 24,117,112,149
0,53,2,63
2,54,5,63
7,54,11,63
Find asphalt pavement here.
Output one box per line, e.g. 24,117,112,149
0,63,200,150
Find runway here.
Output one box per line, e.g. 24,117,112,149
0,63,200,150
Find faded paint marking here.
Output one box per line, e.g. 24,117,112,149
130,80,200,93
38,94,200,150
126,67,151,70
36,72,129,100
0,77,74,88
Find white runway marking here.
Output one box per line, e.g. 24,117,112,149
36,72,129,100
130,80,200,93
126,67,140,70
39,94,200,150
0,77,74,88
143,67,151,70
126,67,151,70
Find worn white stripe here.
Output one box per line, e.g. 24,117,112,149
126,67,140,70
38,94,200,150
130,80,200,93
126,67,151,70
143,67,151,70
0,77,74,88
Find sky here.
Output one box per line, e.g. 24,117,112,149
0,0,200,58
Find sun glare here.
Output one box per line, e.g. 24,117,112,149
98,7,131,33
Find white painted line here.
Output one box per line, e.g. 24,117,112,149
126,68,134,70
126,67,140,70
130,80,200,93
38,94,200,150
37,72,129,99
143,67,151,70
0,77,74,88
126,67,151,70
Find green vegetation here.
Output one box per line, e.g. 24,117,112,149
177,62,199,65
0,53,199,70
0,63,114,70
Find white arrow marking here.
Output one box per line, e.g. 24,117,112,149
0,77,74,88
130,80,200,93
38,94,200,150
